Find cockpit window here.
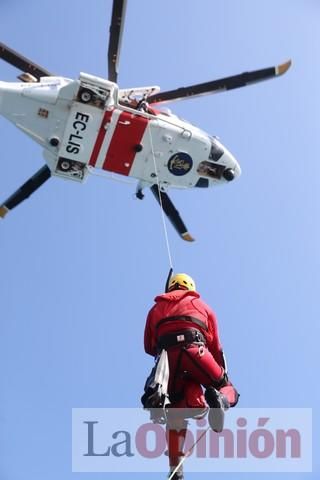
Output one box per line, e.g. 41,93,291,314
197,160,225,179
209,139,224,162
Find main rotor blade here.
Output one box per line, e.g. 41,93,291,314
0,165,51,218
147,60,292,104
151,185,194,242
107,0,127,83
0,42,52,80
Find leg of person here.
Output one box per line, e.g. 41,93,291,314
178,345,225,386
166,346,224,401
166,349,208,420
166,412,187,480
166,346,229,432
177,345,229,432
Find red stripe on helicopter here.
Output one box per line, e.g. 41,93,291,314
102,111,149,175
89,110,114,167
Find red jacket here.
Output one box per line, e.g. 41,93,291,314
144,290,224,367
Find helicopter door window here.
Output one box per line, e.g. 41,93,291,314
197,161,225,180
209,140,224,162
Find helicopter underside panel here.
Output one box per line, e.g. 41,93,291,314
86,107,149,175
128,115,212,189
102,110,149,175
78,105,223,189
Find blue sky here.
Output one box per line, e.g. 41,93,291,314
0,0,319,479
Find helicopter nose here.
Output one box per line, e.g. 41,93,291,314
222,149,241,182
209,137,241,182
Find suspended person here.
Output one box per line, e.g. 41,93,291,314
142,273,239,480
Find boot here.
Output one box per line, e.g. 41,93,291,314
168,469,184,480
205,387,229,432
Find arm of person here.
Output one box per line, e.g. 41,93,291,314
206,307,225,368
144,306,157,356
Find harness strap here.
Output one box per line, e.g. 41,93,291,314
156,315,208,332
158,329,206,349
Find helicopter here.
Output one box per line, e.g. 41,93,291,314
0,0,291,241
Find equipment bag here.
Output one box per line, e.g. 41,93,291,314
141,349,170,422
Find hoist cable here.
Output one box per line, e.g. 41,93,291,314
147,122,174,270
167,427,210,480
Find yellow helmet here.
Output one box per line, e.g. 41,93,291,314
168,273,196,292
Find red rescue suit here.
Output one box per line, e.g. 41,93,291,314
144,289,237,408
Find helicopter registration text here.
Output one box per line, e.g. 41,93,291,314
66,112,90,155
59,103,104,165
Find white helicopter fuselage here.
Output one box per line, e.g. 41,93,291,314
0,72,241,190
